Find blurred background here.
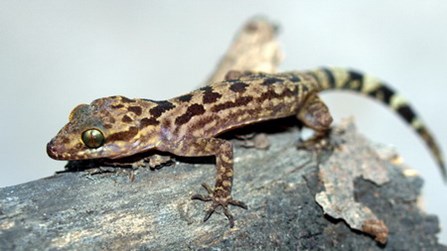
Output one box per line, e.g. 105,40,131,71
1,0,446,244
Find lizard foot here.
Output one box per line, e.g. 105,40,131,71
191,183,248,228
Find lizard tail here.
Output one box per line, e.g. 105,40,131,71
307,67,446,181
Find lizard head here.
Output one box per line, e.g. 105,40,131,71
47,96,160,160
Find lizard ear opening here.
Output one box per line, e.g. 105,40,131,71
81,129,105,148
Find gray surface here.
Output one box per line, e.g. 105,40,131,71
1,1,446,243
1,124,445,250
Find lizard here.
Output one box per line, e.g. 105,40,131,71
47,67,445,227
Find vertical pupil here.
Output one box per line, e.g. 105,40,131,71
88,131,96,145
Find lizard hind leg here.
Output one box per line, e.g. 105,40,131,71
296,93,334,151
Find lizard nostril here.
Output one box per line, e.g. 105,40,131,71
46,141,58,158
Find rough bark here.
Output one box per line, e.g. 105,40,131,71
0,120,444,250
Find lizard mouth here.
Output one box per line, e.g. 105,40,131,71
46,138,127,160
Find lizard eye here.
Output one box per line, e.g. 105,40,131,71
81,129,105,148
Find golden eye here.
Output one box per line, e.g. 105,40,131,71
81,129,105,148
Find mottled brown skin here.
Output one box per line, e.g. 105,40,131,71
47,67,445,227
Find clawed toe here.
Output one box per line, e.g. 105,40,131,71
191,183,214,201
228,199,248,209
203,207,216,222
191,193,212,201
200,183,214,194
223,207,235,227
191,183,247,227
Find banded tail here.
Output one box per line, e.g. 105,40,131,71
308,67,446,181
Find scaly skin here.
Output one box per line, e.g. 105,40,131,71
47,67,445,227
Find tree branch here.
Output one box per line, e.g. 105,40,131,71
0,17,444,250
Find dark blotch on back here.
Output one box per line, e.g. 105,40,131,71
149,101,176,117
107,126,138,142
288,75,301,82
111,104,124,109
210,96,253,112
257,87,297,101
262,77,284,86
122,115,133,123
128,106,142,116
200,86,222,104
229,81,248,93
177,94,193,102
120,97,136,103
140,117,159,127
175,104,206,125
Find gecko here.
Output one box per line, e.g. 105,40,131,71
47,67,445,227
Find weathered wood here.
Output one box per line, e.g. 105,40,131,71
0,120,444,250
1,17,444,250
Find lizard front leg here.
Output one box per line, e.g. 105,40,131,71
164,137,247,227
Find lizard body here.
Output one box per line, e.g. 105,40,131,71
47,67,445,227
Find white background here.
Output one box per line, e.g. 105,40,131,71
1,1,446,244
